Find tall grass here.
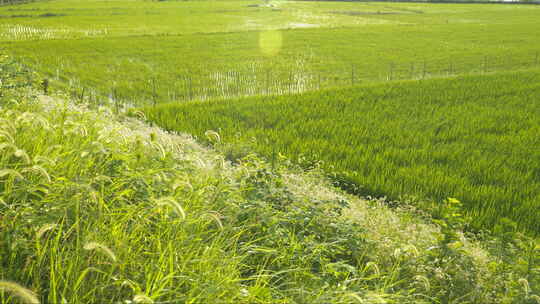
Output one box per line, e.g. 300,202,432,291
2,55,539,303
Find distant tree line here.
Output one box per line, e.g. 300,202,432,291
299,0,540,4
0,0,46,6
348,0,533,4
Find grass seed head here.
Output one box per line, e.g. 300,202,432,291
206,212,224,230
36,223,57,239
346,292,364,303
133,294,154,304
528,295,540,304
14,149,31,164
83,242,117,263
155,197,186,220
0,169,24,180
518,278,530,295
0,130,15,144
205,130,221,143
364,262,380,276
414,275,430,291
22,165,51,183
0,281,40,304
0,143,17,153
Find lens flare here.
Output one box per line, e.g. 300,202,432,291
259,30,282,57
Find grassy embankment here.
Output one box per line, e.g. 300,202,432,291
1,56,539,303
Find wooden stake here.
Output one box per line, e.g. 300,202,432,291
351,65,355,85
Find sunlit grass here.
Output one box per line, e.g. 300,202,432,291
2,54,539,303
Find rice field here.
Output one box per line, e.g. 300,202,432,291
2,1,540,301
142,69,540,234
1,0,540,104
2,53,540,304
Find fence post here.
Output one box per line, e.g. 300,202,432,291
112,85,119,113
351,64,355,85
289,71,293,93
265,69,270,95
422,60,427,79
189,76,193,100
234,72,239,97
318,72,321,90
388,63,394,81
152,78,157,106
41,78,49,95
79,86,86,103
483,56,488,74
409,63,414,79
535,51,539,67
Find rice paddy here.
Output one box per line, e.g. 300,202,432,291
1,0,540,103
143,69,540,234
2,0,540,302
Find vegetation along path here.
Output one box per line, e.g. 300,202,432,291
1,53,540,304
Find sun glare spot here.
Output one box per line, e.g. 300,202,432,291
259,30,282,56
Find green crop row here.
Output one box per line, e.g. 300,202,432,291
2,0,540,105
142,69,540,234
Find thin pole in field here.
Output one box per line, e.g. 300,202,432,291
318,72,321,90
409,62,414,79
80,86,86,103
173,81,177,101
112,85,119,113
422,60,427,79
289,71,293,93
235,71,239,97
266,69,270,95
388,63,394,81
189,76,193,100
41,78,49,95
483,56,488,74
535,51,539,67
152,78,157,106
351,64,355,85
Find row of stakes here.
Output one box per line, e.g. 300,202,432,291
39,52,540,107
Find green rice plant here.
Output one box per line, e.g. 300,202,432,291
142,69,540,235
